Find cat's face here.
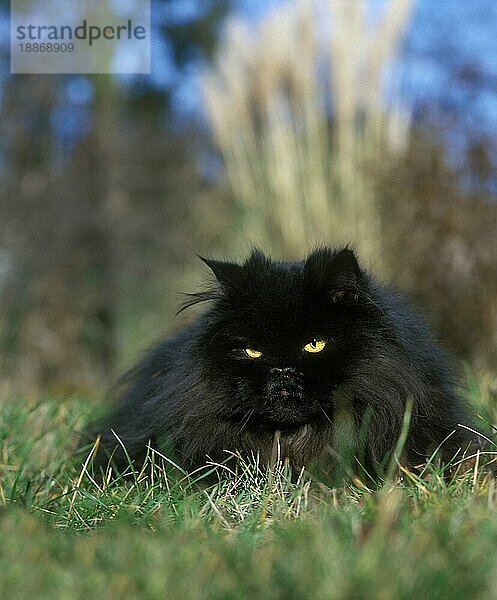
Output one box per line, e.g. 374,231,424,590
195,247,381,432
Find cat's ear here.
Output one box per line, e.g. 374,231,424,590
199,256,245,295
304,246,364,290
331,248,363,286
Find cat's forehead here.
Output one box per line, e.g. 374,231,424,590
202,246,364,340
238,267,325,341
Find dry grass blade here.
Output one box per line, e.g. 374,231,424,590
69,435,100,515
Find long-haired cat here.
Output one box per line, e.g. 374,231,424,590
88,247,477,480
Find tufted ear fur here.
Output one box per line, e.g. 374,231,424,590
200,257,246,296
304,246,365,292
329,247,363,287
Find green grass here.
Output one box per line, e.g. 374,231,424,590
1,376,497,599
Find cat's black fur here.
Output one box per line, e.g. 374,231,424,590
88,247,476,479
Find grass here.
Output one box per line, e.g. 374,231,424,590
1,375,497,599
202,0,413,266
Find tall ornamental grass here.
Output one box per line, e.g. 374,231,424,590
202,0,413,267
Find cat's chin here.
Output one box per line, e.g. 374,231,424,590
249,418,313,434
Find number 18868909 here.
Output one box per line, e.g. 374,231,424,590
18,43,74,52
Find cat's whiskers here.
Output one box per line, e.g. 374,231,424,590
237,408,255,436
317,404,333,426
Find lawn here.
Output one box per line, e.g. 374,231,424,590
1,375,496,599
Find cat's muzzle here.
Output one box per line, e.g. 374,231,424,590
266,367,304,402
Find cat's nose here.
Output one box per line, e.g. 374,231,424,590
270,367,295,379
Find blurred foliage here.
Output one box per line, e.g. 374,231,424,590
162,0,229,66
381,128,497,369
0,1,232,390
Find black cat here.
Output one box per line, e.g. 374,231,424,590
88,247,477,480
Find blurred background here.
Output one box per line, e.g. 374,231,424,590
0,0,496,394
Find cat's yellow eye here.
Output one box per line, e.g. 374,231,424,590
303,339,326,353
245,348,262,359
